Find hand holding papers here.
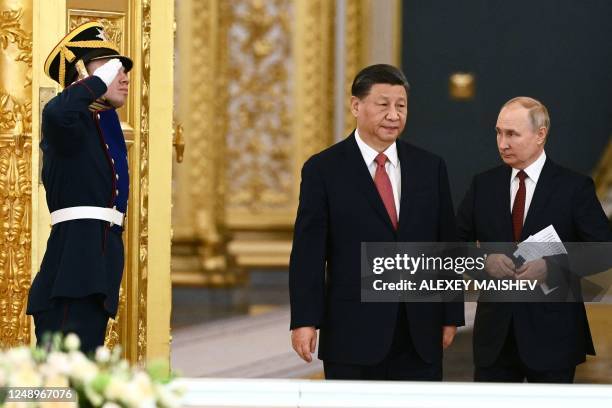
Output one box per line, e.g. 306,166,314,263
514,225,567,295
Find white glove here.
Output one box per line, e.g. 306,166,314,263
93,58,122,87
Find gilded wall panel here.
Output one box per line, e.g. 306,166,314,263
136,0,151,364
69,13,125,47
174,0,335,273
0,0,32,347
293,0,334,169
182,0,224,243
224,0,293,213
0,136,31,347
343,0,364,136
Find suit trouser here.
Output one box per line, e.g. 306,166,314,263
474,322,576,383
324,307,443,381
33,295,110,354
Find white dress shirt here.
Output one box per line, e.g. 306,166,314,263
509,150,547,221
354,129,401,219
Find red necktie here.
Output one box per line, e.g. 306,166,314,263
512,170,527,242
374,153,398,230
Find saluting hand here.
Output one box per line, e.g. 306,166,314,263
93,58,123,87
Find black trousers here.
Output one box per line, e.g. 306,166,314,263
33,295,110,355
474,323,576,383
324,307,443,381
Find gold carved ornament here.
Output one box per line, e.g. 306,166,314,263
0,5,32,347
225,0,293,212
137,0,152,363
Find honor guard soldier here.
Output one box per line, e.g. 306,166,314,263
27,22,132,353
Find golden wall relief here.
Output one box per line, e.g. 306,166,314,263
224,0,333,267
0,1,32,348
137,0,151,364
191,0,226,261
224,0,293,212
292,0,334,167
173,0,236,285
343,0,364,136
0,136,31,347
69,14,124,46
173,0,336,277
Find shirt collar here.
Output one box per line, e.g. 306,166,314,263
354,128,399,167
511,150,547,183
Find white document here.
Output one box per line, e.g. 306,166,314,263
513,225,567,295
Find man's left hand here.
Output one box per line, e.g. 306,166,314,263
442,325,457,349
515,258,548,284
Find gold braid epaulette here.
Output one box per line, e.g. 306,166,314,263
89,98,113,112
59,39,119,87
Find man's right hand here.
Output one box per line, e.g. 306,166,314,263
484,254,516,279
291,326,317,363
93,58,122,87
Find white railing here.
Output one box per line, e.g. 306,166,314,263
176,378,612,408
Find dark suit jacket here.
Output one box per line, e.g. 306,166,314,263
27,76,125,317
457,157,612,370
289,133,465,365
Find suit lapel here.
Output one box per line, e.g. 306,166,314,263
344,134,396,232
521,159,557,239
396,140,417,232
496,165,515,242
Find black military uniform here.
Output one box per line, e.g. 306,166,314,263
27,22,132,353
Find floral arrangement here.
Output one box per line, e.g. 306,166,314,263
0,333,182,407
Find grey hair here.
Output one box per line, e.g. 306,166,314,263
502,96,550,133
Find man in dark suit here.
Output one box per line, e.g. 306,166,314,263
289,64,464,380
457,96,611,383
27,22,132,353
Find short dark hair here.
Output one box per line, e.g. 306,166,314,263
351,64,410,99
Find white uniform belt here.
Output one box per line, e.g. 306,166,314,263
50,206,124,227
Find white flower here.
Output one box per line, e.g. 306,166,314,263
8,366,42,387
95,346,111,364
67,351,98,383
0,342,181,408
4,347,33,367
43,373,70,388
0,367,7,386
155,382,182,408
46,351,71,375
84,383,104,407
104,376,129,400
119,373,156,408
64,333,81,351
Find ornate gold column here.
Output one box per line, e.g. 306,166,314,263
342,0,365,136
0,0,32,348
173,0,238,286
